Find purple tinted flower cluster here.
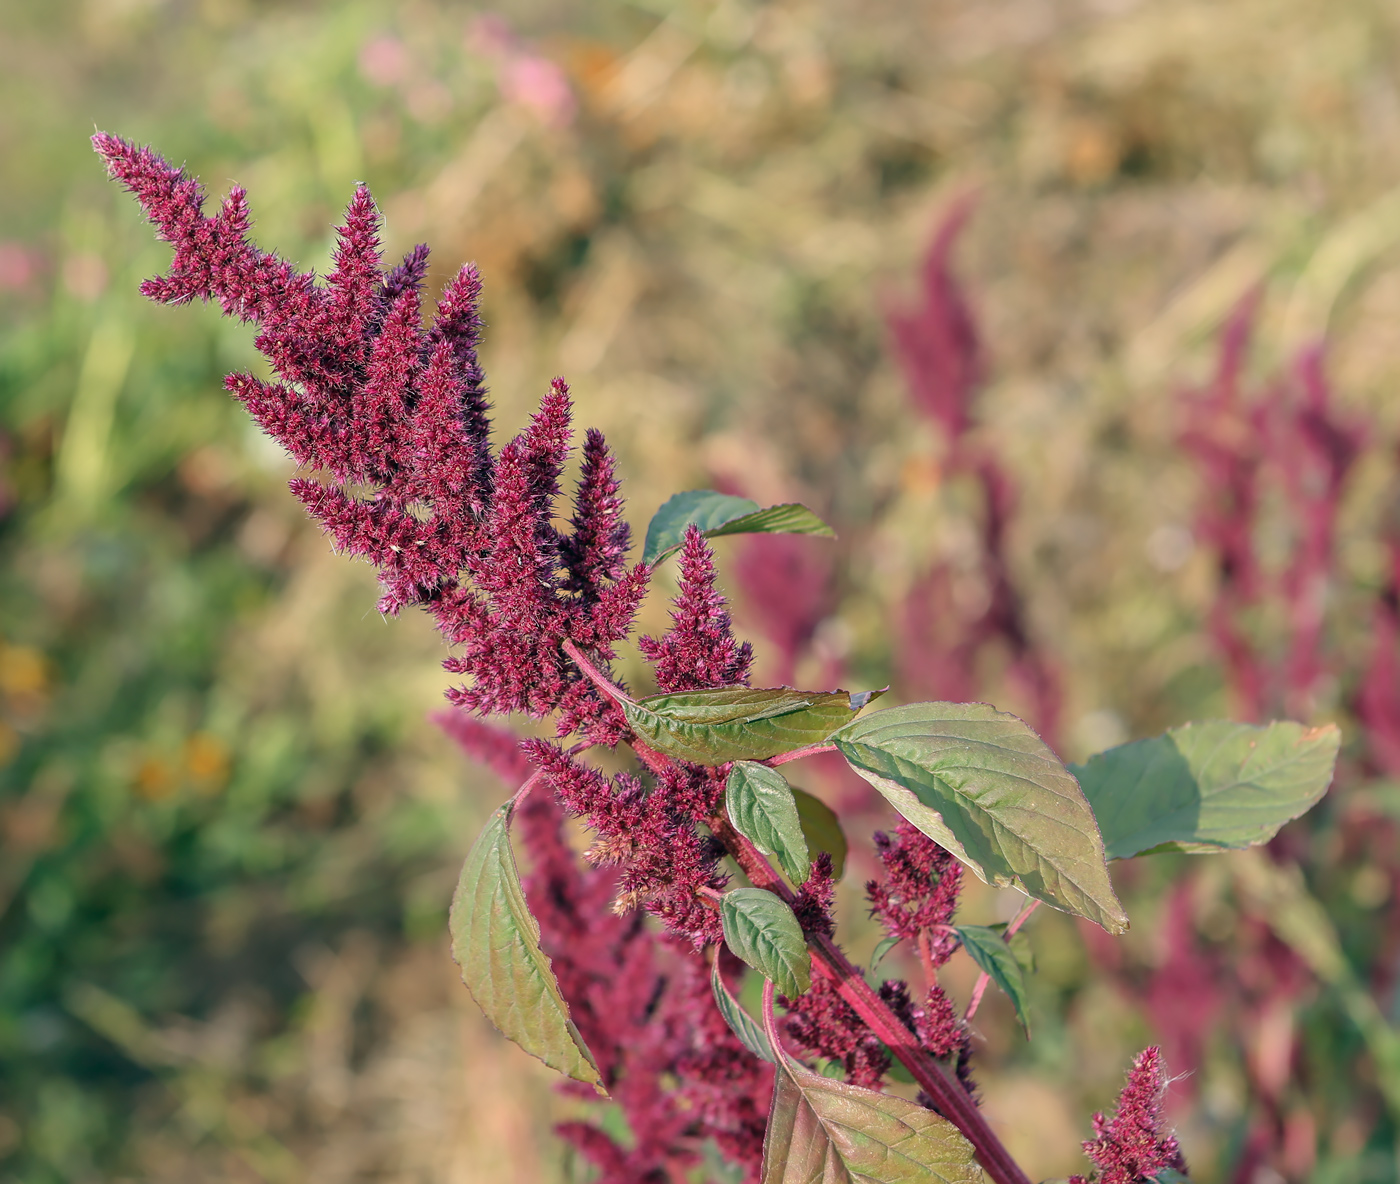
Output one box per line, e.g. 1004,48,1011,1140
789,852,837,938
733,533,836,686
776,855,907,1087
640,525,754,692
1070,1047,1186,1184
866,821,974,1091
513,787,771,1181
885,196,983,440
886,203,1060,743
867,820,963,950
93,133,645,742
781,974,891,1089
1179,294,1363,722
523,525,759,949
782,821,975,1093
523,739,728,947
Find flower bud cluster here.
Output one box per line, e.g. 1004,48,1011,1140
94,133,645,742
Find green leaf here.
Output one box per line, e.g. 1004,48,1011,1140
449,800,604,1092
644,491,758,564
956,925,1032,1037
833,701,1128,934
869,935,901,975
706,503,835,544
760,1004,980,1184
710,956,776,1063
643,490,835,565
1008,930,1035,978
721,888,812,997
1071,720,1341,860
1151,1171,1192,1184
625,685,881,765
791,787,848,881
728,762,811,883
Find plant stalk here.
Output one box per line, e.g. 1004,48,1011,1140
764,741,837,767
710,812,1031,1184
564,644,1031,1184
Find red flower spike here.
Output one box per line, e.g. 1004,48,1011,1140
640,525,753,693
95,131,640,731
1072,1047,1187,1184
780,973,891,1089
867,820,963,960
511,790,771,1181
561,428,633,602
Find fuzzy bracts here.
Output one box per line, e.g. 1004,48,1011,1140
1072,1047,1187,1184
93,133,645,737
867,820,963,951
640,525,753,692
522,527,757,946
514,790,771,1181
523,739,729,947
779,821,977,1093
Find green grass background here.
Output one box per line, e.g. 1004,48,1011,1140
4,0,1400,1180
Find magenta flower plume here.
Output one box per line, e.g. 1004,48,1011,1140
561,427,633,600
867,820,963,954
1072,1047,1187,1184
782,833,978,1095
523,738,728,947
780,974,891,1089
93,132,644,737
887,194,982,439
640,525,753,692
886,203,1061,743
733,533,836,686
514,790,771,1182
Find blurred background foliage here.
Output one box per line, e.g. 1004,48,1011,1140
4,0,1400,1180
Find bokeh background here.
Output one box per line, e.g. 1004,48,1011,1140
5,0,1400,1180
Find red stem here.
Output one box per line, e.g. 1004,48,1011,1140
712,809,1030,1184
764,742,837,767
562,638,1029,1183
563,639,634,705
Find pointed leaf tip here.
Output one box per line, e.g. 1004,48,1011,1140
720,888,811,998
449,799,604,1092
710,957,776,1063
833,700,1128,934
956,924,1032,1037
849,687,886,711
868,935,901,975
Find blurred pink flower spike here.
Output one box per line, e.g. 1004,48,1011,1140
0,243,37,291
502,54,577,127
359,35,409,88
